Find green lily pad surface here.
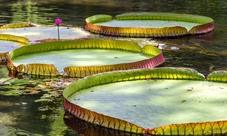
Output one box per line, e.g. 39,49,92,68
95,20,200,31
7,39,164,77
12,49,151,73
85,12,214,37
68,79,227,129
0,26,90,43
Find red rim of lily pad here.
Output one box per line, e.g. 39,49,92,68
63,67,227,135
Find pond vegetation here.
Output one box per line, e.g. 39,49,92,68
1,0,227,136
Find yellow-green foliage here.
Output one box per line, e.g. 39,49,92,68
85,14,112,23
115,12,213,24
9,39,141,59
0,22,35,29
0,34,29,45
148,120,227,135
10,39,165,78
85,12,214,37
17,63,60,77
63,67,205,134
207,70,227,82
142,45,162,56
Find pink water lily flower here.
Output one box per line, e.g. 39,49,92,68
55,18,62,25
55,18,62,40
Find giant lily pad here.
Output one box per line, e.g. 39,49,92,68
0,26,90,43
6,39,164,78
63,67,227,135
85,12,214,37
0,23,90,43
0,22,91,65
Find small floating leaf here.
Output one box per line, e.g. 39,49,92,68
34,98,52,103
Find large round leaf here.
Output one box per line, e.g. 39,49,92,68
63,67,227,135
7,39,164,78
0,26,90,43
85,12,214,37
0,22,90,45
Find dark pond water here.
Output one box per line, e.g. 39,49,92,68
0,0,227,135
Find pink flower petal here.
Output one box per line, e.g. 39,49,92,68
55,18,62,25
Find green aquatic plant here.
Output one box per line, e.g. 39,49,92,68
85,14,112,24
85,12,214,37
63,67,227,135
0,34,29,45
16,63,60,78
0,20,226,136
0,22,36,29
0,23,90,44
207,70,227,82
5,39,164,78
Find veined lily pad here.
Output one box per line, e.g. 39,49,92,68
6,39,164,78
85,12,214,37
63,67,227,135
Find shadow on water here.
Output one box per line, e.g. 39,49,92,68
1,0,227,135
